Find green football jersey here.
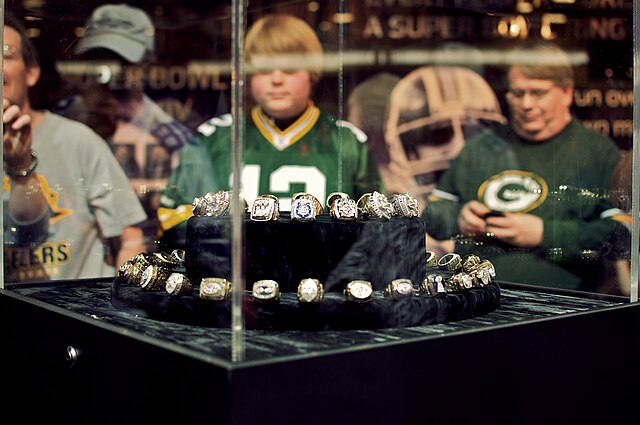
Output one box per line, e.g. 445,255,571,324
423,118,623,290
160,103,379,231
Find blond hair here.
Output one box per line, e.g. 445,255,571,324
509,43,574,88
245,14,323,83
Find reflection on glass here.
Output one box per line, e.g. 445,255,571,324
2,3,636,307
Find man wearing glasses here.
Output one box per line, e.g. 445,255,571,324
422,43,627,292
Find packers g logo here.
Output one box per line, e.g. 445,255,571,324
478,171,548,213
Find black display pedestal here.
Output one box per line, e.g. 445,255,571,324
1,281,639,425
185,214,427,292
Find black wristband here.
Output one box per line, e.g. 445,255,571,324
4,150,39,179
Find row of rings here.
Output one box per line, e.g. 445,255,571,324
427,251,495,276
192,190,419,222
197,277,325,303
118,251,194,296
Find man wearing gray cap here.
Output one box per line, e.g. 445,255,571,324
57,3,194,252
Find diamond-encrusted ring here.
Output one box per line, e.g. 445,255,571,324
419,274,447,297
383,278,414,300
462,254,481,272
252,279,281,302
297,278,324,303
446,272,474,291
357,191,394,219
389,193,420,218
165,273,193,296
250,195,280,221
140,265,169,291
292,193,323,215
326,192,350,210
291,194,322,221
199,277,233,301
425,251,438,267
330,197,358,221
344,280,374,303
469,260,496,281
438,252,463,271
469,267,492,287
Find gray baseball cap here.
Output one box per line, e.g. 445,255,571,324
75,3,155,63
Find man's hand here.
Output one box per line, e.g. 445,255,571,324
486,212,543,248
458,200,491,237
458,200,543,248
3,98,33,171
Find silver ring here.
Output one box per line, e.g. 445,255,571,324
165,273,193,296
357,191,394,219
438,253,462,271
252,279,281,302
330,197,358,221
297,278,324,303
419,274,448,297
344,280,374,302
199,277,232,301
389,193,420,218
250,195,280,221
383,278,414,300
425,251,438,267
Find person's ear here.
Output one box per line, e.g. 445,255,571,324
561,83,574,107
26,65,41,88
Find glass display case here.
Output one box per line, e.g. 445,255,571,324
1,1,638,424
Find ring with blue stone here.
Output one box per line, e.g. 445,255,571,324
419,274,447,297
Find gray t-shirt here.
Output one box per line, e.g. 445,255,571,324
4,112,147,282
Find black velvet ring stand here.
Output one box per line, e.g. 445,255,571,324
111,214,500,330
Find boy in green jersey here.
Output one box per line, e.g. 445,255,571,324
159,14,379,240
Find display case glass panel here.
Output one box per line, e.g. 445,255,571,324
1,0,637,365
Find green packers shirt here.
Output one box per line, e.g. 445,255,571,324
160,102,379,232
423,118,623,290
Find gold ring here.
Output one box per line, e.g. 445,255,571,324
297,278,324,302
446,272,473,292
171,249,186,265
291,193,322,221
462,254,481,272
357,191,394,219
252,279,281,302
326,192,349,211
344,280,374,302
469,267,492,287
199,277,233,300
425,251,438,267
117,260,139,286
165,273,194,296
383,278,414,300
250,194,280,221
292,192,323,215
419,274,447,297
140,264,169,291
152,251,181,270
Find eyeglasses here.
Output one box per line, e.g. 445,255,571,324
506,87,555,103
3,44,21,60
